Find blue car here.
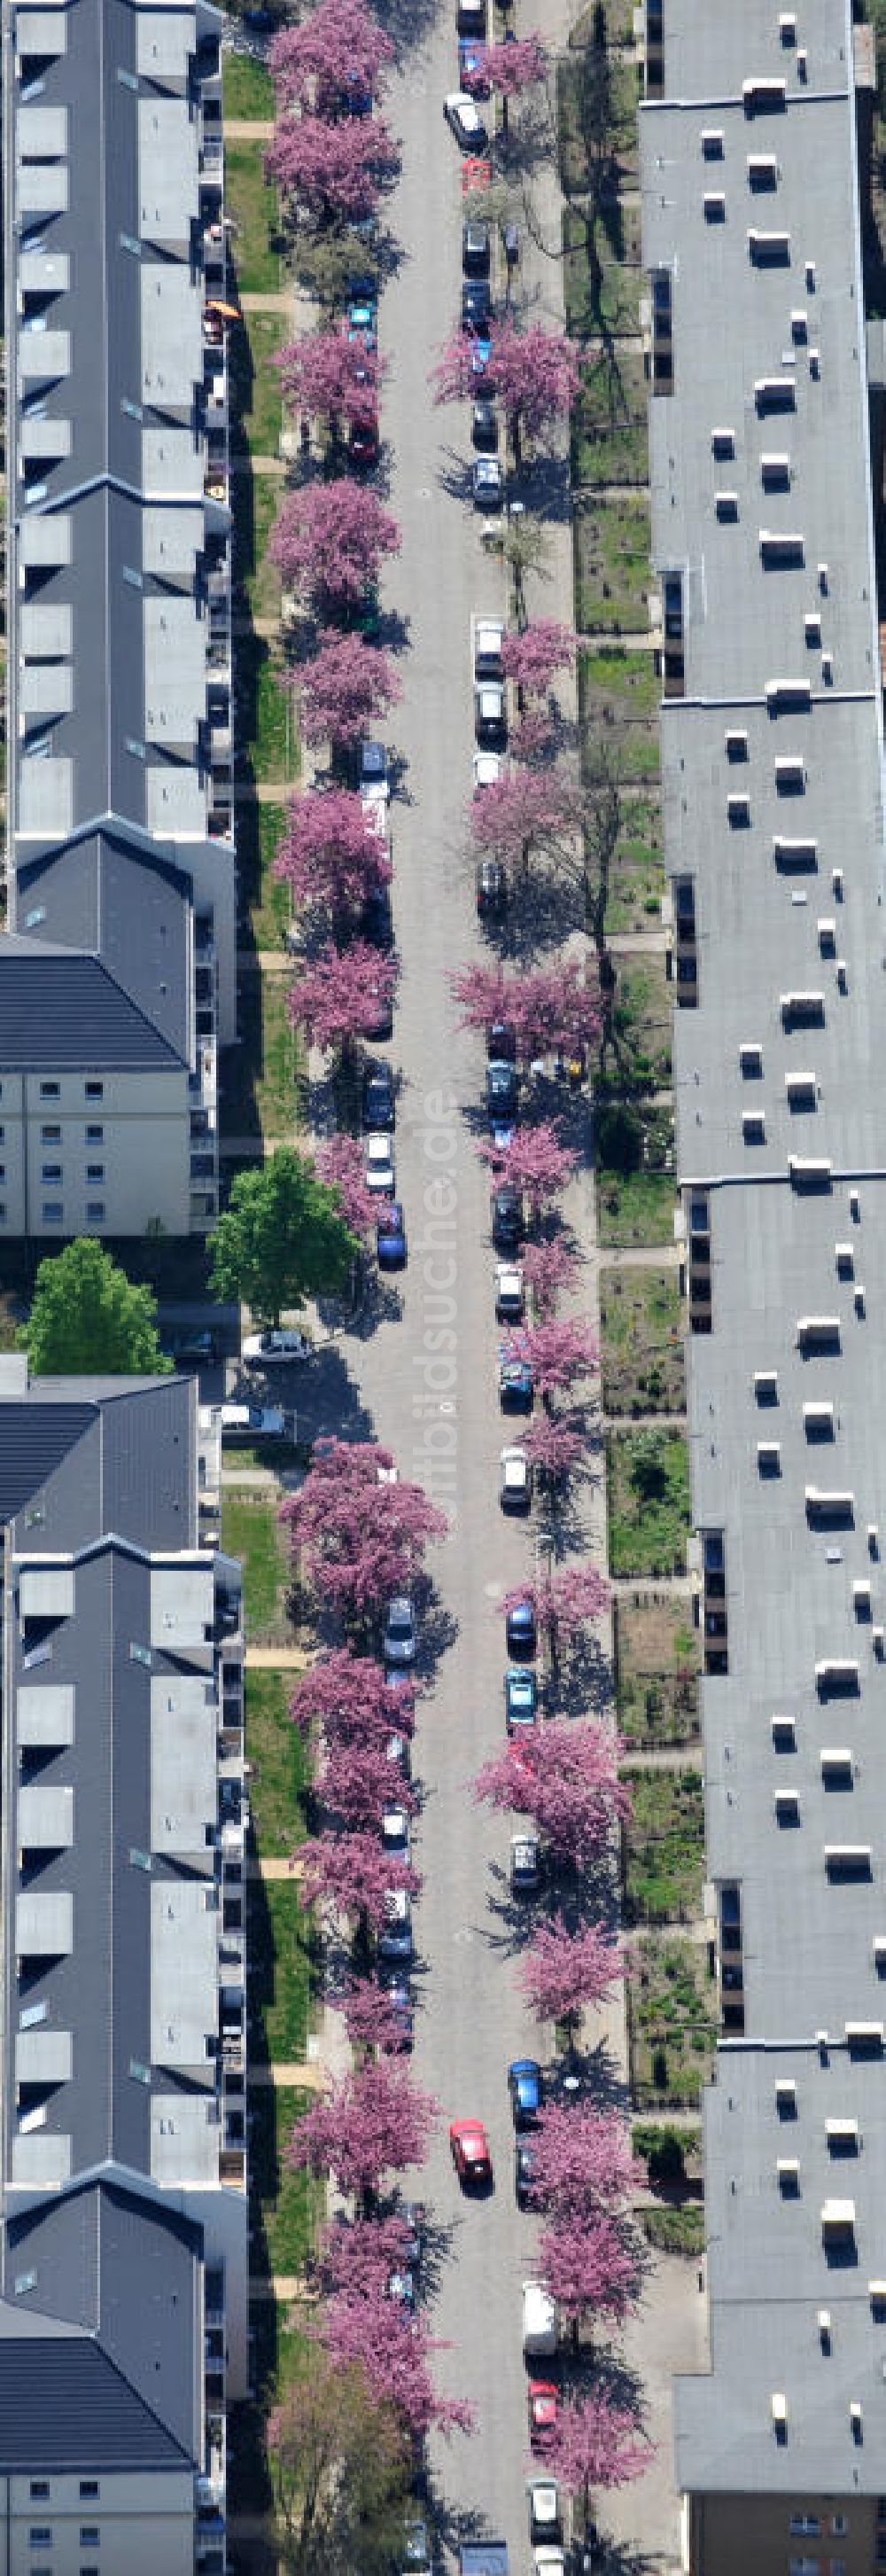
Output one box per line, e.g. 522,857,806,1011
509,2057,544,2128
458,35,490,92
347,297,377,351
506,1594,536,1657
505,1666,538,1733
470,332,492,389
377,1200,408,1268
498,1347,533,1409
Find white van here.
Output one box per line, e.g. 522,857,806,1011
522,2279,557,2357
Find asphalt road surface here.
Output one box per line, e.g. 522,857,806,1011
335,11,548,2564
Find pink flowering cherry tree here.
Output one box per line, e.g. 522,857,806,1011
270,479,400,608
473,1714,629,1873
539,2210,642,2330
290,1648,416,1752
519,1916,623,2032
297,632,402,753
289,939,399,1064
540,2389,650,2517
452,960,599,1064
501,1316,598,1399
270,0,393,117
521,1237,584,1321
470,766,574,879
502,1563,610,1667
281,1438,446,1623
266,113,399,229
276,326,386,433
276,787,390,925
431,320,582,465
287,2055,438,2205
478,1122,579,1228
297,1826,420,1934
321,2291,473,2443
501,620,575,697
314,1136,379,1245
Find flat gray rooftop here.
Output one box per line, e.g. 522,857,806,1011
641,0,886,2502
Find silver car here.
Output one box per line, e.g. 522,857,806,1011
384,1595,416,1666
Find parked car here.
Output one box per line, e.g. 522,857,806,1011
449,2117,493,2185
462,278,492,332
458,34,490,91
362,1062,396,1130
505,1666,538,1731
476,858,508,919
528,2481,563,2546
502,217,521,268
470,333,493,388
378,1887,413,1963
402,2517,431,2571
473,457,503,511
388,2261,416,2309
365,1135,396,1195
473,749,502,792
343,70,373,113
523,2278,557,2354
532,2552,565,2576
462,217,491,274
386,1728,412,1781
360,738,390,798
475,684,507,747
361,881,393,948
515,2137,538,2207
500,1445,532,1511
528,2381,561,2448
509,2061,544,2127
492,1183,522,1250
349,415,379,466
456,0,486,35
243,1327,310,1367
220,1403,286,1440
382,1978,414,2051
506,1593,537,1655
384,1595,417,1665
494,1261,525,1321
471,397,498,449
364,975,394,1041
486,1015,517,1059
400,2200,425,2272
162,1326,218,1369
499,1349,533,1408
444,90,488,149
474,616,504,679
347,294,377,349
377,1199,408,1268
382,1801,411,1857
510,1828,541,1893
486,1058,517,1126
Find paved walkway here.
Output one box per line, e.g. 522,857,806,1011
597,1241,680,1269
239,289,291,314
611,1572,693,1598
245,1645,311,1670
249,2060,328,2089
224,118,274,140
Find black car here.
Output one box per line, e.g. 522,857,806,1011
362,882,393,948
462,279,492,332
364,980,394,1042
462,217,491,277
471,399,499,450
476,858,508,918
362,1063,395,1130
486,1017,517,1061
492,1184,522,1250
486,1059,517,1122
515,2138,538,2208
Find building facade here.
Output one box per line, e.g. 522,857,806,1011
2,0,237,1237
0,1354,246,2571
641,1,886,2566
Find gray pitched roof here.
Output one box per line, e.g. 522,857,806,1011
15,830,191,1062
3,2182,201,2463
0,942,187,1071
0,2337,193,2472
0,1378,196,1550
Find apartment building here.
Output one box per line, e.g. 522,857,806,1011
641,4,886,2569
0,1354,246,2572
2,0,238,1238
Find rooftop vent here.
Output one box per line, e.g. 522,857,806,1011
766,675,810,710
747,154,779,188
728,792,750,825
777,2153,800,2187
756,379,796,415
758,1440,781,1474
791,308,808,340
789,1158,831,1190
781,991,824,1026
775,755,804,790
820,1749,853,1782
835,1243,854,1277
771,2391,788,2431
771,1713,796,1747
818,917,835,953
775,1791,799,1824
797,1315,840,1351
743,77,787,113
702,129,725,160
760,528,804,565
761,453,791,488
773,837,817,869
749,230,791,264
740,1042,763,1075
716,490,739,520
743,1112,766,1144
725,725,748,757
804,612,822,645
775,2078,797,2110
852,1581,872,1619
711,426,735,457
704,192,727,222
785,1072,817,1107
755,1370,778,1402
803,1401,833,1436
804,1488,853,1523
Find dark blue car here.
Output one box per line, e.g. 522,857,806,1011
377,1200,408,1268
509,2057,544,2128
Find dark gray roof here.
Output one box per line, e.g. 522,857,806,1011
0,1378,197,1550
0,943,186,1072
0,2337,193,2472
3,2182,201,2463
16,831,191,1062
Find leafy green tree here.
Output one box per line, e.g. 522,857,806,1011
268,2352,412,2576
208,1146,355,1325
19,1239,173,1377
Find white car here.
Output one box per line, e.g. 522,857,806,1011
443,90,488,149
242,1327,311,1367
523,2279,558,2358
220,1403,285,1440
365,1135,396,1195
473,616,504,680
533,2553,565,2576
475,682,506,746
510,1831,541,1893
494,1262,525,1321
473,457,503,511
500,1445,532,1511
378,1887,413,1962
528,2479,563,2547
360,740,389,799
382,1802,411,1857
473,750,502,792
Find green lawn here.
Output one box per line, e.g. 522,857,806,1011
600,1265,685,1417
607,1429,691,1576
233,470,282,621
558,50,639,196
223,51,274,119
595,1101,675,1249
641,2201,705,2257
221,1491,291,1641
625,1770,704,1924
579,649,660,786
575,494,651,635
602,796,664,933
631,1934,718,2110
564,200,643,340
611,954,672,1088
572,347,649,488
219,966,297,1141
235,639,298,788
250,2086,319,2281
231,312,284,461
226,140,281,295
615,1596,700,1747
247,1670,309,1859
248,1878,315,2065
237,800,291,948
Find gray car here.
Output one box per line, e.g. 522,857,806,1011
384,1595,417,1666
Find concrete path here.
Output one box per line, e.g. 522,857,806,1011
249,2061,327,2090
611,1573,693,1599
224,119,274,140
245,1646,310,1671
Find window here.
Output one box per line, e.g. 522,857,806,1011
85,1125,104,1144
42,1203,63,1224
789,2562,820,2576
0,1206,8,1223
41,1126,60,1143
831,2521,848,2539
29,2483,49,2501
790,2523,820,2540
41,1165,62,1183
84,1082,104,1101
28,2533,52,2549
831,2561,846,2576
79,2529,99,2547
79,2483,99,2502
86,1202,105,1224
39,1082,59,1099
86,1165,105,1183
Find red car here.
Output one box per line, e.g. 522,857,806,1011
449,2117,493,2186
528,2380,561,2449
